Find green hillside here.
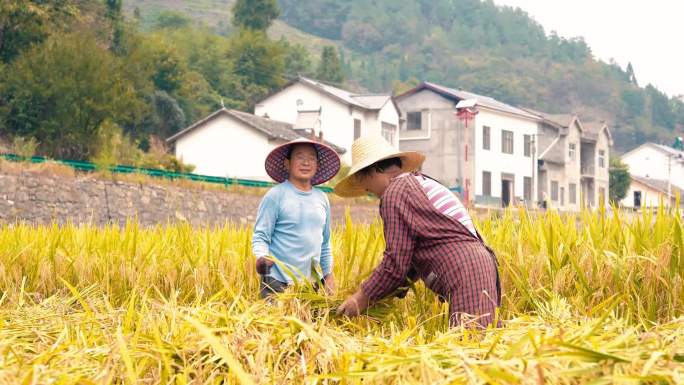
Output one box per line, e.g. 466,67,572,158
2,0,682,162
125,0,684,152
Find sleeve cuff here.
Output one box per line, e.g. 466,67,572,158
252,244,269,257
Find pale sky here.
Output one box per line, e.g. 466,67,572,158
492,0,684,97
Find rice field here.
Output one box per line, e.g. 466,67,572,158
1,205,683,384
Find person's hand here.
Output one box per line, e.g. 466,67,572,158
255,257,274,275
323,274,336,295
336,289,370,317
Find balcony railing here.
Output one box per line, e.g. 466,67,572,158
581,165,595,176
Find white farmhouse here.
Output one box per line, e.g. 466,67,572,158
254,76,400,163
395,82,539,208
621,142,684,191
166,108,345,181
621,175,684,209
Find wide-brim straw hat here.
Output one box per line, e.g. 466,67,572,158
334,135,425,197
265,138,341,186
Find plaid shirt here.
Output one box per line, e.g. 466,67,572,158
361,173,501,327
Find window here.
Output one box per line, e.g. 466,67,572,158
483,126,491,150
569,143,576,160
502,130,514,154
524,134,532,157
598,150,606,168
482,171,492,196
560,187,565,206
407,112,422,130
381,122,396,145
523,176,532,202
551,181,559,201
569,183,577,204
354,119,361,139
634,191,642,208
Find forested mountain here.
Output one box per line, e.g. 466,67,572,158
126,0,684,151
1,0,682,164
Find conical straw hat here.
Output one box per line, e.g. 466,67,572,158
334,135,425,197
265,138,341,185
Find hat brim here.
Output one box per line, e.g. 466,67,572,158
333,151,425,197
265,139,341,186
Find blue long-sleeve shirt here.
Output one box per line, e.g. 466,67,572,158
252,180,333,284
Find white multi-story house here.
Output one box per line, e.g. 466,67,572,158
621,142,684,208
166,108,345,181
395,82,539,208
254,76,399,163
533,113,612,210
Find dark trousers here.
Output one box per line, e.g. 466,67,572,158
259,275,325,299
259,275,289,299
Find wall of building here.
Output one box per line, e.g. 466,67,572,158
620,181,673,209
396,90,468,190
376,102,400,147
622,145,684,190
254,82,354,163
473,109,538,207
0,171,378,227
254,82,399,164
539,161,565,208
564,122,582,211
174,114,275,181
595,129,611,207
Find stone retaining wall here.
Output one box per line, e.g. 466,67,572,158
0,171,379,227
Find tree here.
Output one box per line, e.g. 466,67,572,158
609,158,631,204
232,0,280,31
0,0,83,63
228,30,284,88
155,11,192,30
316,46,344,84
0,33,141,159
646,84,676,129
281,39,312,77
626,62,638,86
227,30,285,107
105,0,125,54
148,90,186,139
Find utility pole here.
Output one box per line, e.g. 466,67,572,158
668,154,672,206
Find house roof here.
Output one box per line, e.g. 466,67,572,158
539,139,566,164
631,174,684,198
622,142,684,161
397,82,540,120
582,121,613,144
267,76,392,111
166,108,346,154
350,94,392,109
544,114,577,129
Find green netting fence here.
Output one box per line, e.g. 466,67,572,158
0,153,334,193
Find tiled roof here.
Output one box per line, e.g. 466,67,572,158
418,82,540,120
631,174,684,198
166,108,346,154
298,77,391,110
542,114,576,128
351,94,391,109
228,109,301,142
540,139,565,164
582,121,611,142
